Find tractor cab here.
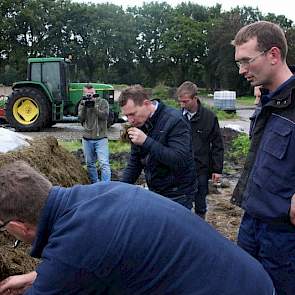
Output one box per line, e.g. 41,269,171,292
28,57,70,103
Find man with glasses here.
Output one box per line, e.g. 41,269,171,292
0,161,275,294
231,21,295,295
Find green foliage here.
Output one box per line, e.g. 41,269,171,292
58,140,82,152
204,104,238,120
152,84,171,100
109,140,130,153
198,88,212,96
230,133,250,159
112,84,130,90
161,99,179,109
0,96,7,108
0,0,294,92
236,96,255,106
110,159,126,171
59,139,130,154
58,139,130,172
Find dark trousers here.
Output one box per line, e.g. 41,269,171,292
238,212,295,295
170,195,193,210
194,174,208,214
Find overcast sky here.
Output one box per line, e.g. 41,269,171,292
72,0,295,22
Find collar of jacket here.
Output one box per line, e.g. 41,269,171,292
261,79,295,109
144,99,164,128
189,99,202,121
30,186,65,258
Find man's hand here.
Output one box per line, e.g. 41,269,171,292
0,272,37,294
212,173,221,183
290,193,295,226
127,127,147,146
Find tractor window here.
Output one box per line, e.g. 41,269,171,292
42,62,61,100
31,63,42,81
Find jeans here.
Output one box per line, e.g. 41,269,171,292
238,212,295,295
194,174,208,214
82,138,111,183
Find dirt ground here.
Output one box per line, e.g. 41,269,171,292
0,128,244,281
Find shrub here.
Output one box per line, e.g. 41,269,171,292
230,133,250,159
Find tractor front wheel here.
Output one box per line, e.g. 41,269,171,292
6,87,51,131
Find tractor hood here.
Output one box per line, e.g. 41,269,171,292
69,83,114,91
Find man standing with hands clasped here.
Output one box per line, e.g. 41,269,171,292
231,21,295,295
177,81,224,219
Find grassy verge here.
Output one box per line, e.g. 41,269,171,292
203,104,238,120
58,140,82,152
236,96,255,106
58,139,130,171
161,99,237,121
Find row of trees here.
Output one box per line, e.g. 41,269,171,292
1,0,295,95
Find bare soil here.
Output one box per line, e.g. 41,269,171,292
0,128,244,280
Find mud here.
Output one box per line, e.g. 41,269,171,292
0,128,245,281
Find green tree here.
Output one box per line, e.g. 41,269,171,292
160,13,207,86
128,2,173,86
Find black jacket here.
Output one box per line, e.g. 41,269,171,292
231,76,295,224
121,101,196,201
186,101,224,177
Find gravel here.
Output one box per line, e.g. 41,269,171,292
4,123,123,141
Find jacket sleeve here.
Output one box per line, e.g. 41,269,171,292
96,99,109,120
78,101,86,123
142,118,193,171
121,145,143,184
25,258,109,294
209,117,224,174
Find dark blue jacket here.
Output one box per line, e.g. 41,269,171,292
232,75,295,224
26,182,274,294
121,101,196,206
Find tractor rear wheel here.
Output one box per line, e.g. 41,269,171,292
6,87,51,131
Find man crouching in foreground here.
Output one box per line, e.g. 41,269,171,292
0,161,274,295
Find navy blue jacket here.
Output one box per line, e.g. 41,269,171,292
121,101,196,206
232,76,295,224
26,182,273,294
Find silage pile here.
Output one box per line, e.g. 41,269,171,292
0,136,89,280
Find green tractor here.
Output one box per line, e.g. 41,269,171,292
6,57,120,131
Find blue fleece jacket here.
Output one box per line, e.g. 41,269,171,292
26,182,273,294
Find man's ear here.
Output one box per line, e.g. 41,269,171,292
269,47,281,65
8,221,36,243
143,99,151,106
8,220,29,235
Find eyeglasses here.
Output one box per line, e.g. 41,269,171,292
236,49,269,69
0,220,21,249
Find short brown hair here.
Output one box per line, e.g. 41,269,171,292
118,85,150,107
0,161,52,224
177,81,198,98
232,21,288,61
